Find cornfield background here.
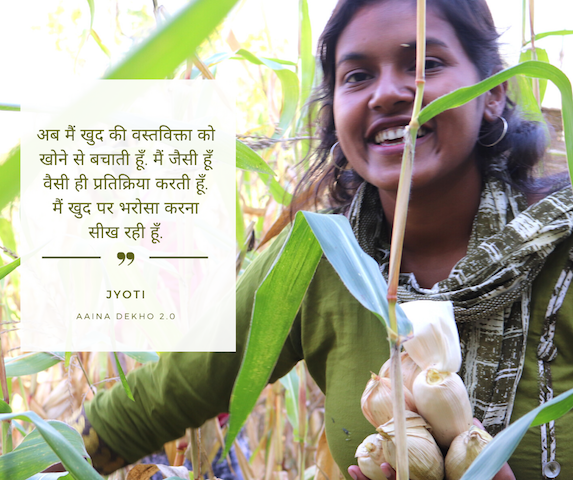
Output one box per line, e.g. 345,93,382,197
0,0,572,479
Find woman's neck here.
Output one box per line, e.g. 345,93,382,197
379,171,482,288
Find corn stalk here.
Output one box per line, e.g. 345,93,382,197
387,0,427,478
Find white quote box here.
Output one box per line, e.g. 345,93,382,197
20,80,236,352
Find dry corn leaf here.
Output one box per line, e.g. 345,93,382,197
164,439,178,466
234,438,256,480
127,463,191,480
126,464,159,480
315,428,343,480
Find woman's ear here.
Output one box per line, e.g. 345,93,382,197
483,81,507,122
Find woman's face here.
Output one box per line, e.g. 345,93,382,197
333,0,494,196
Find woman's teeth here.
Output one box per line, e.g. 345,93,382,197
374,126,428,144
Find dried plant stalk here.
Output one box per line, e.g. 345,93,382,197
387,0,427,479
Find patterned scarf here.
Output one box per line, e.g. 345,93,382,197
348,177,573,435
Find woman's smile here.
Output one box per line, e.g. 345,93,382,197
332,0,495,196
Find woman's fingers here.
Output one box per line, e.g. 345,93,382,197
348,465,370,480
348,463,397,480
380,463,396,479
472,418,516,480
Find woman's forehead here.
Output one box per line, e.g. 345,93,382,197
335,1,461,60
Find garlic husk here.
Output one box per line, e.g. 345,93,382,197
412,368,473,449
445,426,492,480
361,374,418,428
377,412,444,480
401,300,461,373
379,352,422,393
355,434,387,480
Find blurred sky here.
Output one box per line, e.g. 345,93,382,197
1,0,571,154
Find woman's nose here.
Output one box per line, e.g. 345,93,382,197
367,69,414,113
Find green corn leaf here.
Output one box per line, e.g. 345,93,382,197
523,29,573,45
418,61,573,176
508,73,544,120
90,28,111,58
460,387,573,480
303,212,411,338
114,352,135,401
519,48,550,103
5,352,64,378
0,145,20,211
225,211,412,455
280,367,301,439
64,352,72,369
234,49,300,138
0,414,99,480
236,185,246,253
269,175,293,205
224,212,323,456
0,218,17,254
0,258,20,281
105,0,239,79
0,104,19,112
0,399,12,414
236,140,276,175
0,421,83,480
124,351,160,364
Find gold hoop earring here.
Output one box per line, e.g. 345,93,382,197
478,115,508,147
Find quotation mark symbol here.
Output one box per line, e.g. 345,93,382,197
118,252,135,266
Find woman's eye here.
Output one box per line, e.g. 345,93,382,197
345,72,371,83
424,59,443,70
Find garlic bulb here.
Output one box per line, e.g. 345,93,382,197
361,374,418,428
355,434,387,480
401,300,461,373
412,368,473,449
379,352,422,392
445,426,492,480
377,412,444,480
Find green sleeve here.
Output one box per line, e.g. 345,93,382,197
85,230,303,465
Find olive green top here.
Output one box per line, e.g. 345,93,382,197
85,226,573,480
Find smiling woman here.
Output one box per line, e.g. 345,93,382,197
78,1,573,480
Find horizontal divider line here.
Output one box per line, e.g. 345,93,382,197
149,256,209,259
42,256,101,259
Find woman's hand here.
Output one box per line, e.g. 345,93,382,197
348,420,517,480
349,462,515,480
348,463,395,480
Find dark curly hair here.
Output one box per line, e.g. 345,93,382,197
296,0,552,211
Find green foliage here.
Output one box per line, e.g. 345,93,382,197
105,0,239,79
236,140,275,174
125,351,160,364
0,258,20,281
225,212,323,457
226,211,413,455
0,421,85,480
461,387,573,480
0,413,98,480
280,368,301,440
519,47,550,103
418,61,573,175
524,29,573,45
114,352,135,401
0,146,20,212
4,352,64,378
303,212,411,338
